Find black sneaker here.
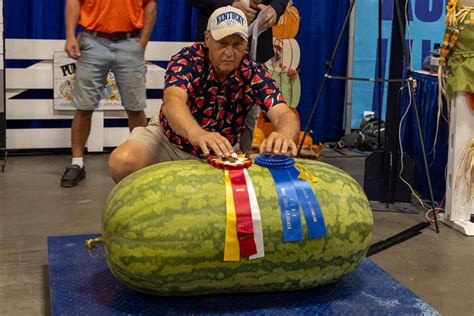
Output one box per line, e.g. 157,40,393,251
60,165,86,188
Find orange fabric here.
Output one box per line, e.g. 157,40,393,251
468,92,474,111
79,0,155,33
256,108,300,137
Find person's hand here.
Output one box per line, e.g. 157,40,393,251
257,4,277,29
189,130,234,157
232,1,258,23
259,131,298,156
65,36,81,60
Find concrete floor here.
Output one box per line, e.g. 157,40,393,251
0,154,473,315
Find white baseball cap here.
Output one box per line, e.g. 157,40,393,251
207,6,248,41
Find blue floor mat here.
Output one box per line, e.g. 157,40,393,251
48,234,440,315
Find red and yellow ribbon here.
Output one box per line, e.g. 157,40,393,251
223,170,240,261
229,169,257,257
208,153,263,261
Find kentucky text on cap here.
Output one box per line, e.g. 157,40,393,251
207,6,248,41
216,12,245,26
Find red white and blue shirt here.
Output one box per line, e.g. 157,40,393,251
160,42,285,156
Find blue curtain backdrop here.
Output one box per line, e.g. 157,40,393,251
295,1,350,142
4,0,349,142
4,0,196,41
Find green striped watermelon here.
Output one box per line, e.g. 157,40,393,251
91,159,373,296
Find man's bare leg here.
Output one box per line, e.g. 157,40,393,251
71,109,94,157
108,140,154,183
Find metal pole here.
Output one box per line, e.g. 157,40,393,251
377,0,383,148
393,0,439,232
344,1,356,136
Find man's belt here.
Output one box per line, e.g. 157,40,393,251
83,29,141,41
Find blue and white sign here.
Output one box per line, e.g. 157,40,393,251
351,0,446,128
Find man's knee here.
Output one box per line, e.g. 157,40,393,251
108,145,145,183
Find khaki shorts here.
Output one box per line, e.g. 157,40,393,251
128,115,197,163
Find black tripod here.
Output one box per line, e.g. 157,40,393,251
296,0,440,233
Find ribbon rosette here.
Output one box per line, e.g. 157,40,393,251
207,153,264,261
255,154,327,242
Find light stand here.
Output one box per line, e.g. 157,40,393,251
392,0,439,232
296,0,440,233
297,0,402,157
364,0,413,207
296,0,355,159
366,0,439,232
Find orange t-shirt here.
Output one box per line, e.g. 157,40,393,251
79,0,155,33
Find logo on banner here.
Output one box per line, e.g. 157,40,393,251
53,51,123,111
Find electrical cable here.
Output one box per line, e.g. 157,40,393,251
385,79,431,212
397,2,443,219
398,83,431,211
426,195,445,223
405,5,443,168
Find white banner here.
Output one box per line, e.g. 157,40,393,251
53,51,123,111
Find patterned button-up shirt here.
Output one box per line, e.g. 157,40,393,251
160,42,285,156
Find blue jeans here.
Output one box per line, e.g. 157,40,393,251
72,31,147,111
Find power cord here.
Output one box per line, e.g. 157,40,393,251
398,82,433,211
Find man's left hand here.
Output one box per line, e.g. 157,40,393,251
260,131,297,156
257,4,277,30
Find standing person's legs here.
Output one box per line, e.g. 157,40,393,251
126,109,147,131
61,32,113,187
111,37,148,131
71,109,93,158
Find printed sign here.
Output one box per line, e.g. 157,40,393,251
351,0,446,128
53,51,123,110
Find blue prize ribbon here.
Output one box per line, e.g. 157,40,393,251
255,155,303,242
288,167,327,239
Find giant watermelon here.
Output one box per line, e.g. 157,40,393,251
92,159,373,296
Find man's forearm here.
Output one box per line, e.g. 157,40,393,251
141,1,157,42
162,97,204,141
274,110,299,140
65,0,81,40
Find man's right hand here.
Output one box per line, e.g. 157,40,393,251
232,1,257,23
188,129,233,157
65,37,81,60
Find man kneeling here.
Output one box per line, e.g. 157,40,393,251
109,6,300,183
